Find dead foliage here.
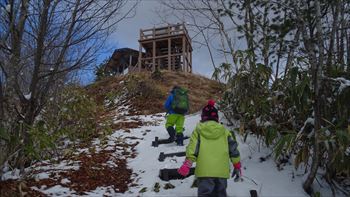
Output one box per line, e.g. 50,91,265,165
110,120,143,131
0,180,46,197
1,134,139,196
26,140,137,195
86,75,127,106
58,150,133,194
129,71,223,115
86,70,223,115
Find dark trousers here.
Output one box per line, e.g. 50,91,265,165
197,177,227,197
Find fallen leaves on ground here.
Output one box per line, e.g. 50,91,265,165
0,180,46,197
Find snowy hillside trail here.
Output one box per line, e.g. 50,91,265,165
1,111,337,196
121,113,328,197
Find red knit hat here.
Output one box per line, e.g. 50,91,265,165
208,99,215,107
201,100,218,122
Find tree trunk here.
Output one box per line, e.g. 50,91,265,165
262,5,269,70
219,0,236,68
302,0,324,194
284,29,300,76
244,0,256,68
275,42,282,81
19,0,51,172
8,0,29,102
347,29,350,72
335,22,340,67
206,1,236,72
274,9,287,81
0,77,4,126
326,0,339,74
338,2,345,70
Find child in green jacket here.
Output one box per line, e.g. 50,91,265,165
178,100,241,197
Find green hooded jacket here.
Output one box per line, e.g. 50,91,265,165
186,121,240,178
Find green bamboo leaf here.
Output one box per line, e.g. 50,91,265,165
274,133,296,158
265,126,277,147
0,127,10,141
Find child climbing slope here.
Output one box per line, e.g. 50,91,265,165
178,100,242,197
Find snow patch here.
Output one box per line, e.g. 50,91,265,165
1,161,10,174
263,121,272,127
60,178,70,184
346,147,350,156
297,117,314,139
33,185,73,196
335,77,350,93
92,138,101,146
31,160,80,172
35,172,50,180
85,186,118,196
24,92,32,100
1,169,21,181
6,4,11,12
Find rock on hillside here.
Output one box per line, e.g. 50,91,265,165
87,71,223,115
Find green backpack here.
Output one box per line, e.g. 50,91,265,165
171,87,189,114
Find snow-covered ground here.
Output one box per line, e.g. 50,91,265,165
1,112,341,196
119,113,337,197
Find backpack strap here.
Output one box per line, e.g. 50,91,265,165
194,129,201,157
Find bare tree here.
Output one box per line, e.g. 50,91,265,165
160,0,297,80
160,0,239,72
0,0,138,170
293,0,324,193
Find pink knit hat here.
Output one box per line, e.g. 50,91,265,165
201,100,218,122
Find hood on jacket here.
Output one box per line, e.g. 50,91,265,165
197,121,225,140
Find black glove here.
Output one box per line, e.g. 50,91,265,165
231,168,241,182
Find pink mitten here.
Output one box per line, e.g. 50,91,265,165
232,162,242,179
177,159,192,176
234,162,241,171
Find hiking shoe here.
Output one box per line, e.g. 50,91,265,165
167,127,176,142
176,133,184,146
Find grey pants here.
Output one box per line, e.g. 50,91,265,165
197,177,227,197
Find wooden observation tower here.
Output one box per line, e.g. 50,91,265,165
138,23,192,73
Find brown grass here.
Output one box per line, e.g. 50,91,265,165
86,75,127,106
0,180,46,197
86,70,223,115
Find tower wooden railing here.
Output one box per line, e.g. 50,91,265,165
138,23,192,73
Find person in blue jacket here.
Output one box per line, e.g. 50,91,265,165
164,86,187,145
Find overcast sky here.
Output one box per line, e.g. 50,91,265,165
79,0,222,83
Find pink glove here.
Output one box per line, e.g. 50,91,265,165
234,162,241,171
178,159,192,176
232,162,242,181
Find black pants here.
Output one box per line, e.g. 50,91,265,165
197,177,227,197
